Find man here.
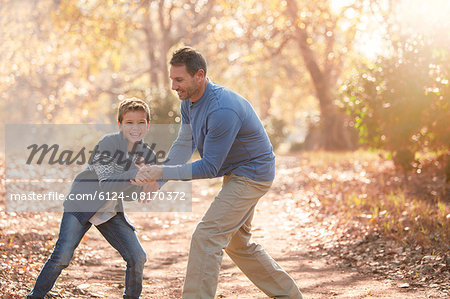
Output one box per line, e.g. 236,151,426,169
135,47,303,298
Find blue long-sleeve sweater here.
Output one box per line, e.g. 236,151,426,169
163,81,275,181
64,132,156,226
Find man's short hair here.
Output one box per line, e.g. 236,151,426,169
117,97,151,123
170,47,207,77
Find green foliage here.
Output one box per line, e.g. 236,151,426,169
289,142,305,152
342,33,449,170
115,88,181,125
149,92,181,124
338,191,449,250
263,116,288,151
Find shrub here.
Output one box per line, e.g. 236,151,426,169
341,33,449,171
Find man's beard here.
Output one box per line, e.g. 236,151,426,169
181,83,200,101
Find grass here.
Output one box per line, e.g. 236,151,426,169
296,150,449,253
341,191,449,251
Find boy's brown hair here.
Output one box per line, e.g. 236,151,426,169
117,97,151,123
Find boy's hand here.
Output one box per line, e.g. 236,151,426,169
130,166,152,186
130,179,146,186
137,181,160,204
134,165,163,183
134,156,145,168
134,165,153,183
142,181,160,193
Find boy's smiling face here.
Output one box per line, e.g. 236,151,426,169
119,110,149,145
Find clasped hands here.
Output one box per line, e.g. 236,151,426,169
131,158,163,194
132,165,163,186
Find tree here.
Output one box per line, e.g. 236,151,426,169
341,0,449,172
0,0,222,125
218,0,367,150
51,0,219,119
342,31,449,171
194,0,317,147
282,0,366,150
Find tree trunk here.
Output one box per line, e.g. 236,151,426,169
286,0,352,150
302,42,352,150
158,0,170,89
319,97,352,150
160,39,170,88
143,2,159,89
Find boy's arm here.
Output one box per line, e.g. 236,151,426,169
89,135,142,194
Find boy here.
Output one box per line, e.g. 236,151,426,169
27,98,157,299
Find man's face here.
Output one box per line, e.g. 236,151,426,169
169,65,203,101
119,110,149,145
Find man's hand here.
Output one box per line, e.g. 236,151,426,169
132,165,164,185
139,165,163,182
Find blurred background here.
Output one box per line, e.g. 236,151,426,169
1,2,449,297
0,0,448,169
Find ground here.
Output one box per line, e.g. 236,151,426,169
1,154,448,298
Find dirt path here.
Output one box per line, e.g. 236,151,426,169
5,155,445,298
36,179,439,297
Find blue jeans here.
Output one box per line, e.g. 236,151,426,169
27,212,146,299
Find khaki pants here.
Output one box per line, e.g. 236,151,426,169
182,174,303,299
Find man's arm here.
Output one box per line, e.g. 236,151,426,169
162,108,242,180
153,110,195,187
165,123,195,166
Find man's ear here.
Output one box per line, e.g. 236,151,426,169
196,69,205,81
